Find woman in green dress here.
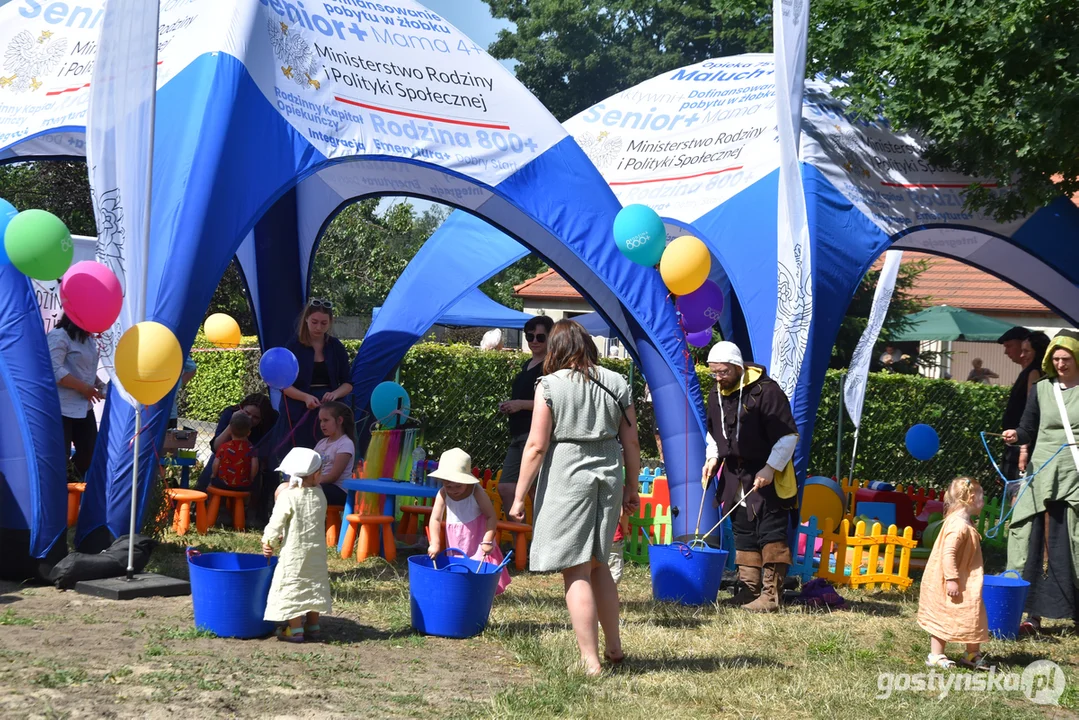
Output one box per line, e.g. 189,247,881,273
1003,330,1079,634
509,319,641,675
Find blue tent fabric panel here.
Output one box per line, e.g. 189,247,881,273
0,263,66,558
372,287,532,329
78,52,324,543
573,312,616,338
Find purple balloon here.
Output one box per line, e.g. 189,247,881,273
677,280,724,333
686,329,712,347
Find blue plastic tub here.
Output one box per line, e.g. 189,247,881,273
649,542,728,605
983,570,1030,640
408,548,512,638
188,552,277,639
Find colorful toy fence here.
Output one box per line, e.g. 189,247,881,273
625,500,671,565
838,477,941,516
794,517,916,591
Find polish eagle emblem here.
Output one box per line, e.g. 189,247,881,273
1,30,68,93
267,18,321,91
577,131,623,170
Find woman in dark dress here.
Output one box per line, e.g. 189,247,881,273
279,299,353,450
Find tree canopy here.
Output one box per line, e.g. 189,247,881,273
481,0,771,121
487,0,1079,220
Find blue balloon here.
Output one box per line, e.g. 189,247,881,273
613,204,666,267
905,424,940,461
259,347,299,390
0,198,17,266
371,381,410,428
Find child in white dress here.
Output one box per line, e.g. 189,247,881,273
427,448,511,594
262,448,333,643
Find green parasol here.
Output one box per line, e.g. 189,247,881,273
892,305,1020,342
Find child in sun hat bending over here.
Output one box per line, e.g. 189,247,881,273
427,448,511,594
917,477,990,670
262,447,333,643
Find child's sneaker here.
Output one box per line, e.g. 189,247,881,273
276,626,304,643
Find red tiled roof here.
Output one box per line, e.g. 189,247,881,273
513,269,582,300
518,253,1052,316
874,252,1049,315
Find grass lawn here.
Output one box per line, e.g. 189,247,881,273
1,527,1077,719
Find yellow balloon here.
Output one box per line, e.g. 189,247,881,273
203,313,241,348
115,322,183,406
660,235,711,295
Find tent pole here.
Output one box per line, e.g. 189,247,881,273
835,371,844,480
849,427,860,484
127,404,142,580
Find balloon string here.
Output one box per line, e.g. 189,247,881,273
270,404,317,457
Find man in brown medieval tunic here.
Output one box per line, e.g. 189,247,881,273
701,342,799,612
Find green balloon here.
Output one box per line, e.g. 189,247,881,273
3,209,73,280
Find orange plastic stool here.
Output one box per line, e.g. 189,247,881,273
496,520,531,571
206,486,251,531
325,505,345,547
167,488,209,536
398,505,432,537
66,483,86,528
340,514,396,562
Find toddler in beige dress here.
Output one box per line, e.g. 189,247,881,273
262,448,333,643
917,477,990,670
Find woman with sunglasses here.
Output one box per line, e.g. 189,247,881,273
280,299,353,449
497,315,554,512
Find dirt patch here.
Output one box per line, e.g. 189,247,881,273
0,580,527,719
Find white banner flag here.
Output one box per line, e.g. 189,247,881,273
87,0,161,405
770,0,813,401
844,250,903,428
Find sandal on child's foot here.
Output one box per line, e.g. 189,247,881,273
958,653,991,671
276,626,305,643
925,654,956,669
304,624,321,642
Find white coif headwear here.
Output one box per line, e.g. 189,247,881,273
707,341,744,368
276,447,322,488
707,341,746,443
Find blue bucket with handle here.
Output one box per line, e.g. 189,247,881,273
187,550,277,639
408,548,513,638
983,570,1030,640
649,542,728,605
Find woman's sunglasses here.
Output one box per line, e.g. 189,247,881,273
525,332,547,343
308,298,333,310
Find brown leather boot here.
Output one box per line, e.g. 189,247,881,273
744,543,791,613
729,550,762,605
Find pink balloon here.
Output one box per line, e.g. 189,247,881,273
60,260,122,333
686,329,712,347
677,280,724,333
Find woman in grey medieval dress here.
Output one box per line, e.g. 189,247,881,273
1003,330,1079,634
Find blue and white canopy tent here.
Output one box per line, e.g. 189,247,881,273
371,286,531,329
0,0,703,562
368,54,1079,496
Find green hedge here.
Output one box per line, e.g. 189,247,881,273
181,346,1006,488
181,342,662,468
810,369,1008,490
